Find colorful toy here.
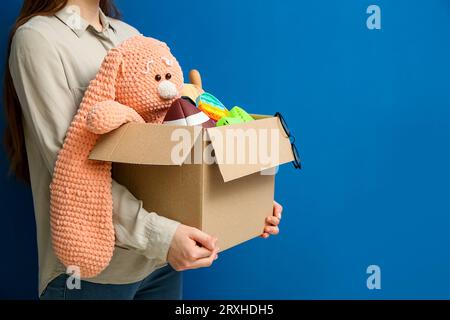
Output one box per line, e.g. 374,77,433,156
196,92,229,121
50,36,184,278
216,106,254,127
164,98,215,128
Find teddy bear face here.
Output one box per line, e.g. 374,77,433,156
114,36,184,123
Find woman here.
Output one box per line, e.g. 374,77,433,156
4,0,283,300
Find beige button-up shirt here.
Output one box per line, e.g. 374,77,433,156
9,7,180,296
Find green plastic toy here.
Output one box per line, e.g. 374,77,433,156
229,106,254,122
216,106,254,127
216,116,243,126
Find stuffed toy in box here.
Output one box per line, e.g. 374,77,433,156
50,36,185,278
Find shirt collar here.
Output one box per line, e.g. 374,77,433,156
55,6,115,37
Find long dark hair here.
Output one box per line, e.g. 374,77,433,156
3,0,120,183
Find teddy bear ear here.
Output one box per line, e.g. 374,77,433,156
88,47,124,102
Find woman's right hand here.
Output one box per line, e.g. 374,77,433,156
167,224,219,271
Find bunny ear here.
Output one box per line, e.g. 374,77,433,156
146,37,170,51
87,48,123,102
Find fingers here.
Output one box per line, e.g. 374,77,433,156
273,201,283,219
190,248,219,269
192,246,214,259
189,228,218,251
168,225,220,272
261,216,280,238
264,225,279,235
173,247,218,271
261,201,284,238
266,215,280,226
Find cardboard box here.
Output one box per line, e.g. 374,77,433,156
89,116,295,251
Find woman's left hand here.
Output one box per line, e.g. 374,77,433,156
261,201,283,239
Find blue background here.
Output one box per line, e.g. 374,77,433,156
1,0,450,299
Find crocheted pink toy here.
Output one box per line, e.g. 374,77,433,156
50,36,184,278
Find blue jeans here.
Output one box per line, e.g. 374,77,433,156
40,265,182,300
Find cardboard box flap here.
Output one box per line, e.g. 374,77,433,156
206,117,295,182
90,122,202,165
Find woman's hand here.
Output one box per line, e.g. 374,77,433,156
167,224,219,271
261,201,283,239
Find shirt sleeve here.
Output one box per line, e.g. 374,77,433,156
9,26,179,263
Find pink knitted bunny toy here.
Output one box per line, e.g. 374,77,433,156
50,36,184,278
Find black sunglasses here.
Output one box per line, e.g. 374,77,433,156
274,112,302,169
